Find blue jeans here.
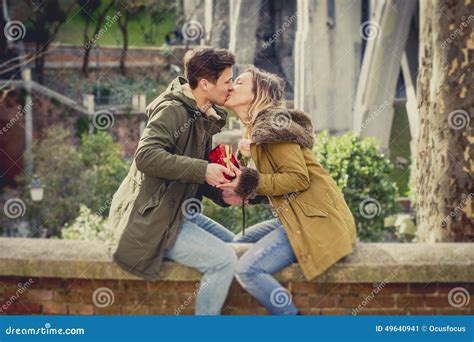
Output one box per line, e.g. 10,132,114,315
165,213,237,315
233,218,298,315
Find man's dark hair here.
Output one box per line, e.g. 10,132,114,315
184,47,235,89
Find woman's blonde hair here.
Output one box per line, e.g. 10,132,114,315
243,65,286,138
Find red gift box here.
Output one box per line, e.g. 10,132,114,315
210,144,246,235
209,144,240,180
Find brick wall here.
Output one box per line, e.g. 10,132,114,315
0,92,25,187
1,89,144,179
1,277,473,316
0,239,472,316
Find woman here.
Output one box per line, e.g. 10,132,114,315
219,66,357,315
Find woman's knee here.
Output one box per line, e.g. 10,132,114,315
235,253,259,282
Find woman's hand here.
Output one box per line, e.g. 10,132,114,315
217,164,241,192
238,139,252,157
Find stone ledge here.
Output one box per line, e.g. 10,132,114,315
0,238,472,283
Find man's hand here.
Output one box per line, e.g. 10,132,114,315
222,189,248,206
217,164,241,192
205,163,235,187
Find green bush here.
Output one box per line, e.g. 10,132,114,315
202,199,274,235
388,106,412,196
79,131,129,217
61,205,113,242
16,126,128,237
16,126,84,236
313,130,399,241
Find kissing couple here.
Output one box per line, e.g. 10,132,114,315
108,47,357,315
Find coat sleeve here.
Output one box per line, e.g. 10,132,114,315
235,143,310,197
134,103,208,183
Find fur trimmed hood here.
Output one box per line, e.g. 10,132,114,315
251,107,314,148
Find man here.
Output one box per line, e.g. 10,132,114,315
108,47,242,315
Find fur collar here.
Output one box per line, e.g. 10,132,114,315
251,107,314,148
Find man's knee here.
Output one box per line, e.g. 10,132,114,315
210,245,238,271
224,248,238,269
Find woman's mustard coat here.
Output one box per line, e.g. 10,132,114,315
236,107,357,280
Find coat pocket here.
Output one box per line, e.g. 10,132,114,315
326,192,353,222
295,199,328,218
138,183,167,215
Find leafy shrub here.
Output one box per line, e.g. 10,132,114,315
313,130,399,242
16,125,128,237
61,205,113,242
79,131,129,217
16,126,84,236
202,199,274,235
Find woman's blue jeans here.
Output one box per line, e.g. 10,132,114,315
165,213,298,315
233,218,298,315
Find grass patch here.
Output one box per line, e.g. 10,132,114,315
55,6,177,48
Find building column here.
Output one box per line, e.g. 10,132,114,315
352,0,417,152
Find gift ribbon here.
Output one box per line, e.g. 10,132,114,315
223,145,233,171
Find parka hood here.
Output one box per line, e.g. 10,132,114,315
251,107,314,149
